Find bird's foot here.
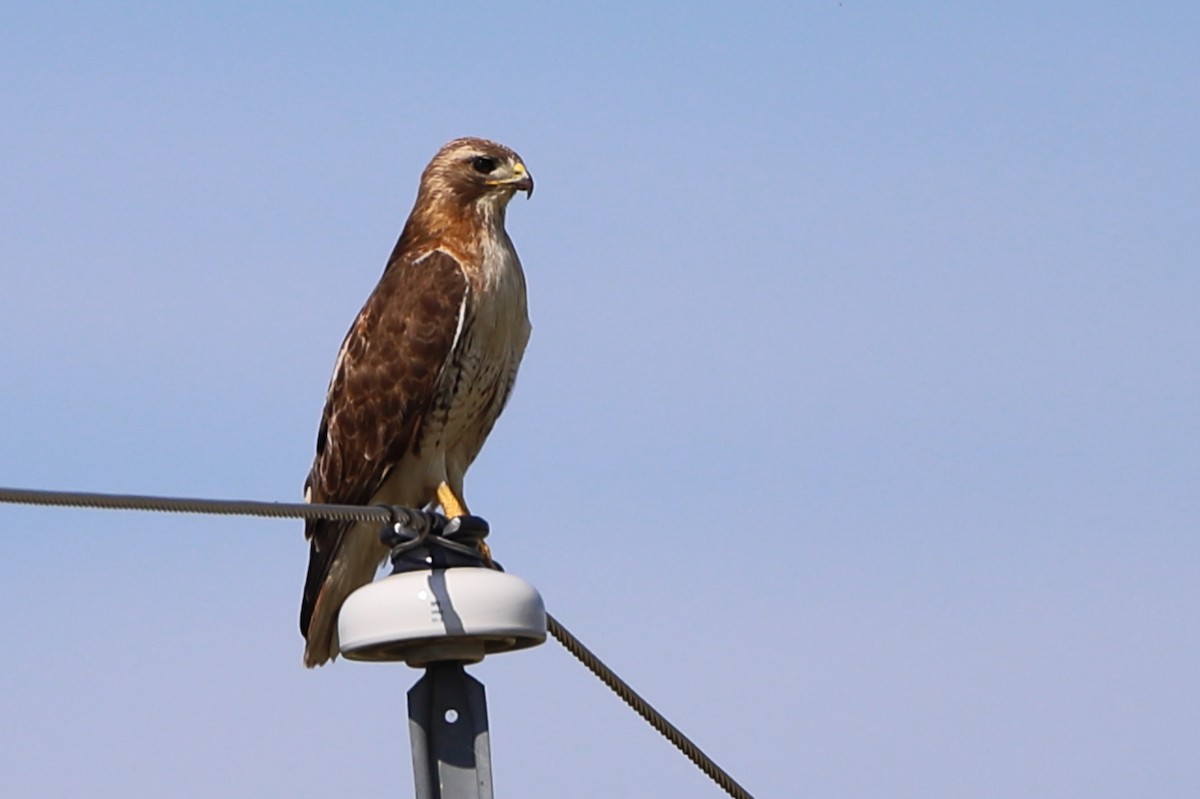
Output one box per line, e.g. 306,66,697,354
436,481,469,518
436,483,494,567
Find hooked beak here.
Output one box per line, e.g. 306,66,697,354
489,161,534,198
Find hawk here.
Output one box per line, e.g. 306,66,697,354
300,137,534,667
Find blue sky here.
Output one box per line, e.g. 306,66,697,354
1,3,1197,797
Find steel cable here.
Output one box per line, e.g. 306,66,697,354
546,613,755,799
0,485,393,522
1,484,755,798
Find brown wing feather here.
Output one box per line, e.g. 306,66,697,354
299,249,468,638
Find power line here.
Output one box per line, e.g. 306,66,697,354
546,613,755,799
0,485,395,522
0,484,755,799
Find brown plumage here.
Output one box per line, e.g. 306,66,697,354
300,137,533,667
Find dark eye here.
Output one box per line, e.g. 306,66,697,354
471,156,498,174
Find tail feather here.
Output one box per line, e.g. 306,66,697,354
299,520,335,639
300,519,389,668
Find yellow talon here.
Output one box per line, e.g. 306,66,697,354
437,482,468,518
436,481,492,566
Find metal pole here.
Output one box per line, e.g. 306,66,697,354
408,661,494,799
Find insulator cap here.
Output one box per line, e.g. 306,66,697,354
338,567,546,667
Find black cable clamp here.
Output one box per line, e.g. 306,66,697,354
377,506,497,574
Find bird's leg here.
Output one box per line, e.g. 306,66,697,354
437,481,493,566
436,482,468,518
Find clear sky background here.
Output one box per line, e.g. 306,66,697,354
1,3,1197,797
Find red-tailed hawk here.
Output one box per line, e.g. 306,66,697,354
300,137,533,667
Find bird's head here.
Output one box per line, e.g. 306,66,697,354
419,137,534,208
